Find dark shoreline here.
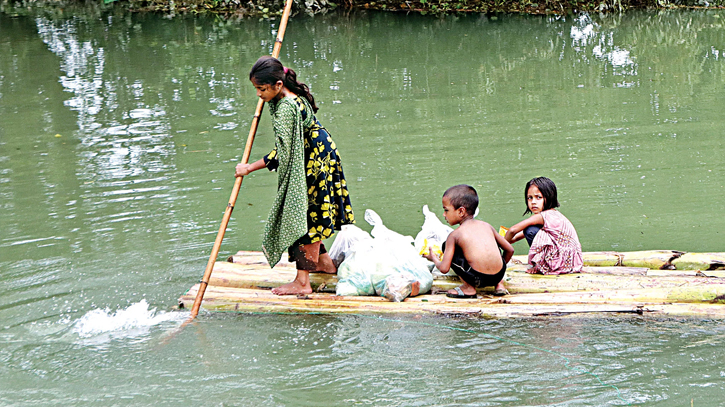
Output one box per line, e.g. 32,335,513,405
2,0,724,19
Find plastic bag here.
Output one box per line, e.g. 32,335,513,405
335,209,433,301
328,224,373,267
414,205,453,260
335,250,375,296
365,209,415,247
367,209,432,299
380,273,415,302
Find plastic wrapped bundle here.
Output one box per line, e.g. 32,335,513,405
335,249,376,296
335,209,433,302
328,224,374,268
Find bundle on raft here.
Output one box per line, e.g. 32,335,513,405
177,250,725,318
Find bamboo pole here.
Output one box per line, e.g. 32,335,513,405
187,0,296,319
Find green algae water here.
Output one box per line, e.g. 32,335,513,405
1,8,724,406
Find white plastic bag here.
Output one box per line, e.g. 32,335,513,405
328,224,373,267
365,209,432,300
380,273,414,302
335,209,433,301
414,205,453,260
335,249,375,296
364,209,415,247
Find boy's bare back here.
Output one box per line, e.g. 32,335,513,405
449,220,503,275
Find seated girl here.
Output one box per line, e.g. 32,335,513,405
504,177,583,275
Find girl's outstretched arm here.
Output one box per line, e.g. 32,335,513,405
505,214,544,243
235,158,266,177
508,231,525,244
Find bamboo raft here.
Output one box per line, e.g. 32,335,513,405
178,250,725,318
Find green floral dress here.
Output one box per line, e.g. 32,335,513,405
261,95,355,267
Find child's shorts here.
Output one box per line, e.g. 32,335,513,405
524,225,542,247
442,242,506,288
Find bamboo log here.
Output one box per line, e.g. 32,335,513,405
234,250,725,271
207,259,725,297
210,261,338,292
672,253,725,270
582,251,623,267
227,250,297,267
499,286,725,304
582,267,649,276
507,250,693,269
617,250,684,269
177,285,725,318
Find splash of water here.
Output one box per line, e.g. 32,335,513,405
73,299,184,339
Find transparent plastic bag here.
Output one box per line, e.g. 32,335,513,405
414,205,453,261
328,224,373,268
335,249,375,296
380,273,414,302
364,209,415,246
335,210,433,301
366,209,432,300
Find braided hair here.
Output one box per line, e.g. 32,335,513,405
249,56,318,113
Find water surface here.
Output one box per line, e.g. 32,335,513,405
1,9,724,406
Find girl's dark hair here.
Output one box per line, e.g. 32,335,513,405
443,184,478,215
523,177,560,215
249,56,318,113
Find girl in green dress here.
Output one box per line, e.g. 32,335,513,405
235,56,355,295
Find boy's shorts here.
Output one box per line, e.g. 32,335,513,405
442,242,506,288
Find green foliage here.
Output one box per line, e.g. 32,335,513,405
2,0,723,17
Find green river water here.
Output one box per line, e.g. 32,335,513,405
1,8,724,406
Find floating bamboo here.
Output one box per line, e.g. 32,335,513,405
672,252,725,270
178,284,725,318
208,256,725,297
178,250,725,318
511,250,723,270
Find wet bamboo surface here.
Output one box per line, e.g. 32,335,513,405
178,251,725,318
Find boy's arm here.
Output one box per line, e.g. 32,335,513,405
492,225,515,263
504,214,544,243
424,233,456,274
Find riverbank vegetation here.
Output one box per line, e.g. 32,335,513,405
2,0,723,18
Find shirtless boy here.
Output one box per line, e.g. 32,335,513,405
423,185,514,298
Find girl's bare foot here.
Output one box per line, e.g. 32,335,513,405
271,280,313,295
272,270,312,295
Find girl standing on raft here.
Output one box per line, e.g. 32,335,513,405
504,177,582,275
235,56,355,295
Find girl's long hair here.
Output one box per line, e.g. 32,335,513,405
523,177,560,215
249,56,318,113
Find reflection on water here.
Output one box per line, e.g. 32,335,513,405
0,9,724,406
